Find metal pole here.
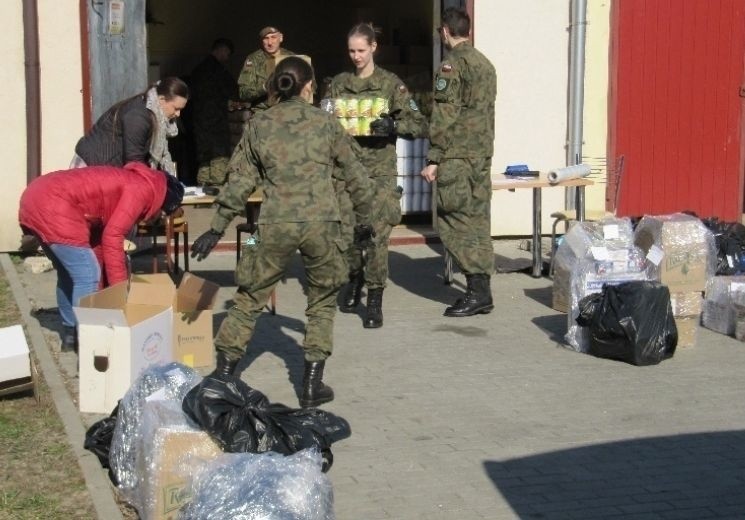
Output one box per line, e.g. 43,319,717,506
565,0,587,209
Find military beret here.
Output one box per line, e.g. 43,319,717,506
259,26,280,38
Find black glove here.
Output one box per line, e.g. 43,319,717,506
353,224,375,249
370,114,396,136
191,229,222,261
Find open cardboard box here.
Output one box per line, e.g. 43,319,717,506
75,276,175,413
132,273,219,368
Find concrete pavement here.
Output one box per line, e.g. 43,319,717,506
7,239,745,519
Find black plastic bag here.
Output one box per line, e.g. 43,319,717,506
575,281,677,366
83,403,119,469
182,376,351,471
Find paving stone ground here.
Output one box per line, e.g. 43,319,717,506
14,240,745,520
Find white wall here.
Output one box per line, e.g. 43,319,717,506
39,0,84,173
475,1,570,235
0,3,28,251
0,1,84,251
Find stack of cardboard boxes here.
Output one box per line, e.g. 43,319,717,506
633,214,713,348
75,273,219,414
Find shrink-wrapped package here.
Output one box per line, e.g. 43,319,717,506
559,218,648,352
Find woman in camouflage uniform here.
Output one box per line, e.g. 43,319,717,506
330,23,427,329
190,57,374,408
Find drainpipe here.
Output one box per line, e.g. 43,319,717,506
79,0,92,131
23,0,41,182
566,0,587,209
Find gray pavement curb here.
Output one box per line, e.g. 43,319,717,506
0,253,123,520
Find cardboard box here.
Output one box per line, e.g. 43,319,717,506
670,291,703,317
75,277,174,414
634,214,711,293
0,325,31,382
144,429,223,520
675,315,699,348
173,273,219,368
129,273,218,368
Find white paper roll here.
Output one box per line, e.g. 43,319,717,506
397,157,405,175
547,164,592,184
396,138,407,156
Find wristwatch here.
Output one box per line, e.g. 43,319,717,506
426,160,439,166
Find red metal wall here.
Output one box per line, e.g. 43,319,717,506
609,0,745,220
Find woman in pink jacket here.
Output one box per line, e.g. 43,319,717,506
19,162,184,351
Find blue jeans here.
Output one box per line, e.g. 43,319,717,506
42,244,101,328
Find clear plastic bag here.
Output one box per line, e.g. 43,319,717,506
179,449,334,520
109,363,202,505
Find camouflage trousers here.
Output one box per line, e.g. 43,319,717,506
338,176,402,289
196,156,230,186
214,221,347,363
436,158,493,275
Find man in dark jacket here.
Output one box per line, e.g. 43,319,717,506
191,38,238,186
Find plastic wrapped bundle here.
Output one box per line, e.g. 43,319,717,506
552,218,638,313
179,450,334,520
634,213,716,292
701,276,745,336
110,363,202,503
559,218,648,351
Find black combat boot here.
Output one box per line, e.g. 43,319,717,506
208,351,240,379
300,360,334,408
444,274,494,317
339,272,364,312
363,288,384,328
61,326,77,353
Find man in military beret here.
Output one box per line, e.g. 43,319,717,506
237,26,295,111
420,7,497,317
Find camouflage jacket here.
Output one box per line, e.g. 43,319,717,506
237,47,295,109
210,97,373,231
427,42,496,163
330,66,427,177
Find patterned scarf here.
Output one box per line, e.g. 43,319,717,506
145,86,178,176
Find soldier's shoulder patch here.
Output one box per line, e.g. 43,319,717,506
409,99,419,111
244,59,253,68
397,84,408,94
441,63,453,73
435,78,448,91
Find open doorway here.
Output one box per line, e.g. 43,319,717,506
147,0,435,192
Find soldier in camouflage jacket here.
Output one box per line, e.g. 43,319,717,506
191,57,374,408
190,38,238,186
237,26,294,111
421,8,497,318
330,22,428,329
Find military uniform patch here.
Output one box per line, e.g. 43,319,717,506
244,59,253,68
397,84,408,94
436,78,448,91
409,99,419,111
441,63,453,73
